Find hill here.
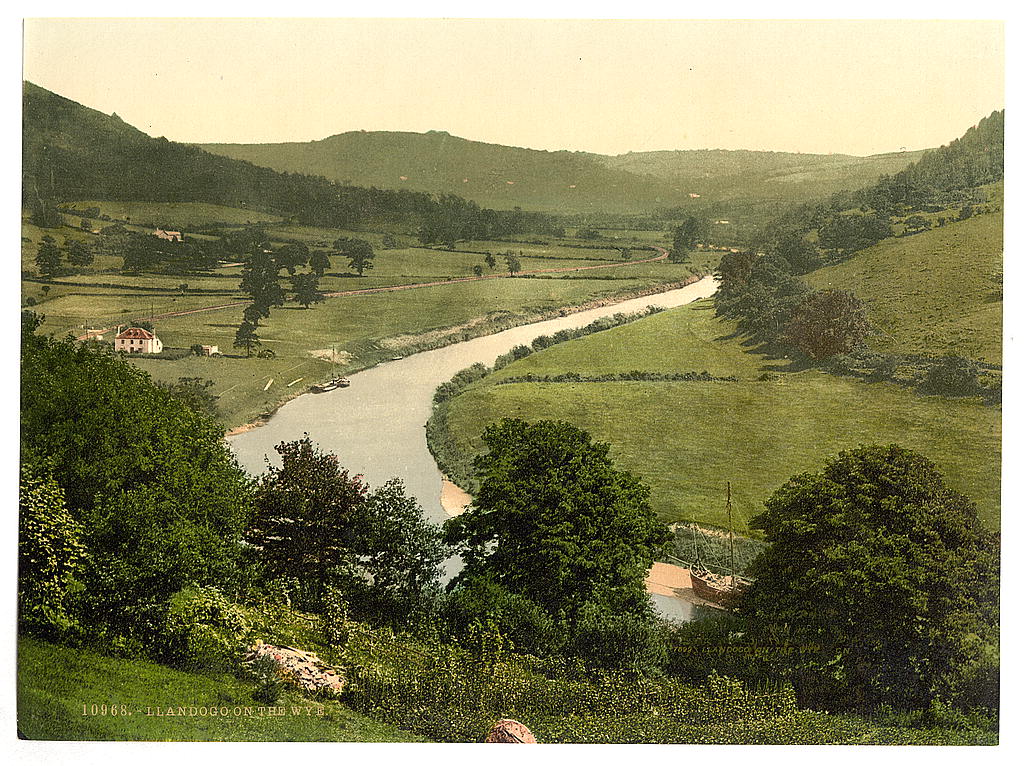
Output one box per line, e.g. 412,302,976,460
806,185,1003,364
22,82,484,232
199,132,924,216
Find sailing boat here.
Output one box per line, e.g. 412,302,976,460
310,346,351,393
689,482,750,606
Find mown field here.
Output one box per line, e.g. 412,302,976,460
807,188,1003,365
440,301,1001,531
17,638,422,742
22,204,716,429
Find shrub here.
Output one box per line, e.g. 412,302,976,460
565,603,668,677
163,586,252,671
919,354,981,397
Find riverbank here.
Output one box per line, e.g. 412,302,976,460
222,272,708,437
440,476,472,516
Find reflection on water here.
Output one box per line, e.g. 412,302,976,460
228,276,718,621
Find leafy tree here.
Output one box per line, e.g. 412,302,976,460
342,479,449,625
473,264,483,277
21,314,252,644
444,418,669,620
309,249,331,277
233,320,261,356
30,197,63,228
742,445,999,711
484,253,497,270
504,253,521,276
239,250,285,309
817,213,892,256
333,237,375,276
19,462,86,639
155,377,220,420
273,242,310,275
290,272,325,309
919,354,981,397
670,216,706,262
35,235,62,278
903,215,932,234
442,576,560,656
243,302,269,327
249,437,369,608
772,233,822,275
66,239,95,268
783,289,872,359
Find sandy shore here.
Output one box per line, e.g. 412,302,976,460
440,477,473,517
645,561,723,609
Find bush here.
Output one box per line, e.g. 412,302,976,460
163,586,252,671
565,603,667,677
919,354,981,397
442,577,560,657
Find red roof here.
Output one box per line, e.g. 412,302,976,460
116,327,155,340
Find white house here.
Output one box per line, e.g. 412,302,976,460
115,327,163,354
153,228,183,242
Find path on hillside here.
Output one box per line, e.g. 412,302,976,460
77,246,669,340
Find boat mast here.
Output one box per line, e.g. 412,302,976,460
727,482,735,581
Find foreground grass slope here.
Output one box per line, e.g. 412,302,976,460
806,196,1002,364
442,301,1000,531
17,638,422,742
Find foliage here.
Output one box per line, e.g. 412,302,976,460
817,213,892,256
670,216,706,261
18,462,87,639
564,602,668,677
35,235,62,278
290,272,325,309
162,586,252,671
504,252,521,275
154,376,220,420
440,577,560,657
782,289,873,360
333,237,376,276
918,353,982,397
20,313,253,645
444,419,669,620
741,444,999,712
66,238,94,268
233,320,261,356
249,437,369,609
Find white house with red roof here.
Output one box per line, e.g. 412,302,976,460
152,228,183,242
114,326,163,354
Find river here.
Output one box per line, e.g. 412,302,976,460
228,275,718,618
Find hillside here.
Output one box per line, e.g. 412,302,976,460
199,132,923,216
807,186,1003,364
433,301,1001,531
22,82,474,231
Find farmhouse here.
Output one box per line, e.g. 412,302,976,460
115,327,163,354
152,228,183,242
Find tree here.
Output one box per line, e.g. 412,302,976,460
444,419,669,619
903,215,932,234
19,462,86,638
484,252,497,270
243,302,269,327
473,264,483,277
670,216,705,262
274,242,310,275
233,320,261,356
249,437,369,608
35,235,62,278
155,377,220,420
772,234,821,275
783,289,872,359
290,272,325,309
239,250,285,310
67,239,95,269
504,253,521,276
21,314,252,643
309,249,331,277
333,237,375,276
817,213,892,256
742,445,999,711
343,479,448,625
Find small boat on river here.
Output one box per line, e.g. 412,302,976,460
310,377,350,393
688,483,750,607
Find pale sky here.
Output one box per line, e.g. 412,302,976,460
23,18,1004,156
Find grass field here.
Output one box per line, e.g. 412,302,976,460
806,199,1003,365
441,300,1001,531
17,637,422,742
69,200,284,227
22,204,716,429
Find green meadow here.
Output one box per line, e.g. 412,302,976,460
807,193,1003,364
442,301,1001,531
17,638,421,742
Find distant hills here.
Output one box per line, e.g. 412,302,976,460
200,131,927,215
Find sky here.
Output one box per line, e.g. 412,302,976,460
22,17,1004,157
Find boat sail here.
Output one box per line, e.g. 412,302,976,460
688,482,750,606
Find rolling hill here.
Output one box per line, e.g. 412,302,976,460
199,132,925,215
